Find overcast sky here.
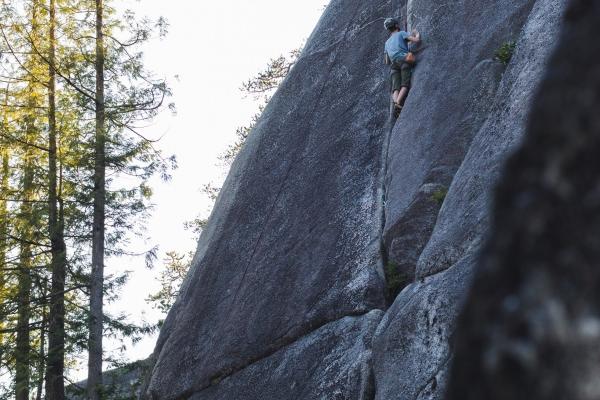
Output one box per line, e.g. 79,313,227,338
71,0,329,381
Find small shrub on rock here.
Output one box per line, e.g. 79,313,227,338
495,41,516,66
384,262,412,303
431,187,449,205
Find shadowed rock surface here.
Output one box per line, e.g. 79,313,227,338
141,0,572,398
446,0,600,398
372,0,567,398
190,311,383,400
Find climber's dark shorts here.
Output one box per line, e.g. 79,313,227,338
390,62,412,91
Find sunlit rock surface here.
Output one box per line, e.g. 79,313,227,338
145,1,390,398
142,0,571,398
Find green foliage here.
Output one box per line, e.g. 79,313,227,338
146,251,192,315
220,48,302,165
65,360,152,400
384,262,411,302
495,41,516,66
240,48,302,98
431,187,449,205
0,0,174,396
182,217,208,237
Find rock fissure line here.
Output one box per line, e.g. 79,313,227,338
229,161,295,306
179,6,377,397
378,114,397,274
224,37,347,303
413,351,452,400
215,0,373,315
183,309,383,399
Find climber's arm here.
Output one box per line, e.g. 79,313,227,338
384,52,391,65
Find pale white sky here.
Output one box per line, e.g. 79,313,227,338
71,0,329,381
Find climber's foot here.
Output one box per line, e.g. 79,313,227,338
393,103,402,118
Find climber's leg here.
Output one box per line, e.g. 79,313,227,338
397,64,413,106
391,69,402,106
397,86,409,105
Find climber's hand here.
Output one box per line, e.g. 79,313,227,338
409,30,421,43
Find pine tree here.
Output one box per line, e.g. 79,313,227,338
87,0,106,397
146,251,192,318
1,0,172,396
13,4,48,398
45,0,67,397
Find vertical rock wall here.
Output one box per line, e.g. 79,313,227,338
142,0,571,399
382,0,535,276
447,0,600,398
374,0,567,398
145,1,393,399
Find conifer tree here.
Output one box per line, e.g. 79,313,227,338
45,0,68,397
0,0,173,397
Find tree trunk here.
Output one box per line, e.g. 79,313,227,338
36,279,48,400
0,144,7,267
0,82,9,366
88,0,106,398
45,0,66,397
15,139,34,400
0,145,8,340
0,149,7,267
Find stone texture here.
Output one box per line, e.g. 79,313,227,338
373,255,475,400
415,0,568,278
383,0,536,276
190,311,383,400
446,0,600,398
373,0,567,397
141,0,575,399
144,1,391,399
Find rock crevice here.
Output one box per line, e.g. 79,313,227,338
374,0,568,398
141,0,570,399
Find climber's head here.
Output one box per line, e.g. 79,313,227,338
384,18,400,32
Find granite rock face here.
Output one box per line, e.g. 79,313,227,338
145,1,391,399
373,256,476,400
142,0,571,398
190,311,383,400
447,0,600,398
382,0,536,276
373,0,567,398
415,0,569,280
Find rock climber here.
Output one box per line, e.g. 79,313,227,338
384,17,421,113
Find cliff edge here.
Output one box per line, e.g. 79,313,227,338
142,0,569,398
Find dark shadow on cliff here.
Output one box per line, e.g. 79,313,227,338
446,0,600,398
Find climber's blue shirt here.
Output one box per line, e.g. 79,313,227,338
385,31,410,62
